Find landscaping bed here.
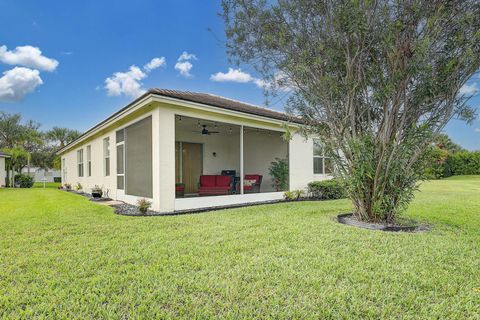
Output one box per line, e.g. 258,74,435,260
337,213,430,232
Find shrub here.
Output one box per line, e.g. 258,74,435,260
64,183,71,190
284,189,305,201
75,183,82,191
444,151,480,176
268,158,289,191
54,177,61,183
137,198,152,214
308,179,346,200
14,174,34,188
424,146,449,179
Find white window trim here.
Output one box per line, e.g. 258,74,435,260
77,149,84,177
116,129,125,190
313,139,332,175
86,145,92,177
103,137,110,176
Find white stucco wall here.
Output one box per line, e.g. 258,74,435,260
0,157,6,187
60,99,329,212
289,133,331,191
61,130,117,199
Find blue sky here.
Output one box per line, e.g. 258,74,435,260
0,0,479,150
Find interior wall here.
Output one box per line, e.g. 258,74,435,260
244,130,288,192
175,128,240,176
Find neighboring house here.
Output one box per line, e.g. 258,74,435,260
0,151,10,188
57,89,332,213
21,167,61,183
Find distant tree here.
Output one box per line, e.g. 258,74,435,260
46,127,81,149
0,112,24,149
31,146,57,170
432,133,464,153
222,0,480,223
1,146,29,187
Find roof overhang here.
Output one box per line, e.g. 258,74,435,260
57,92,302,155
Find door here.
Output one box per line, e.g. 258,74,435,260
176,142,203,194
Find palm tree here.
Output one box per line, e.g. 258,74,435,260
46,127,70,148
0,112,24,149
46,127,81,149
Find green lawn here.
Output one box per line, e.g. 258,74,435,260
1,177,479,319
32,182,61,189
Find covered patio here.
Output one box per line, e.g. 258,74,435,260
174,115,289,210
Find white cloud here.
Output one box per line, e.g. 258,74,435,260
175,61,193,78
175,51,196,78
104,56,166,98
210,68,292,92
0,67,43,102
210,68,254,83
178,51,197,61
144,57,166,72
104,65,147,98
459,82,479,96
474,128,480,133
0,45,58,72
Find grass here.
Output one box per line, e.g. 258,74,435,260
32,182,61,189
0,176,479,319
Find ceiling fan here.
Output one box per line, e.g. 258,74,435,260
193,125,220,135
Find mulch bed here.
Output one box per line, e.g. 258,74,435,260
337,213,430,232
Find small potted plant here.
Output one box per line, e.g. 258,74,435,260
137,198,152,214
91,185,103,198
75,182,83,193
64,183,72,191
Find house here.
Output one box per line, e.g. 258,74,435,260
0,151,10,188
21,167,61,183
57,89,332,213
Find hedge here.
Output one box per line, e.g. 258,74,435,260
443,151,480,176
14,174,34,188
307,179,347,200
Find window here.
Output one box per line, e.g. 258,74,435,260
77,149,84,177
103,137,110,176
116,129,125,190
313,139,333,174
86,145,92,176
62,158,66,182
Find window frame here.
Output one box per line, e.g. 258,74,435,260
103,137,110,176
77,149,84,177
116,129,125,190
86,145,92,177
313,139,333,175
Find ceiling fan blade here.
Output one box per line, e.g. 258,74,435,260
208,131,220,134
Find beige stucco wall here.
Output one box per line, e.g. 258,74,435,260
244,131,288,192
289,134,331,191
60,99,329,212
61,130,117,199
0,157,6,187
